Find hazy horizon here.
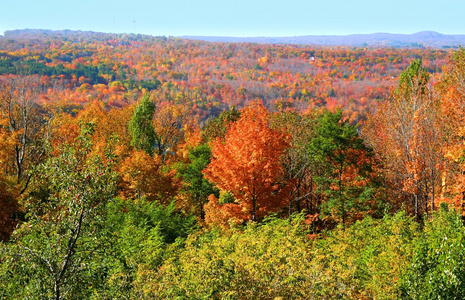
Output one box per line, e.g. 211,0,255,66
1,29,462,39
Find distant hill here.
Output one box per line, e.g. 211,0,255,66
1,29,162,41
182,31,465,48
2,29,464,48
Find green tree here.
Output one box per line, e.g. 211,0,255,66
177,144,219,219
309,110,376,224
128,93,155,156
101,197,197,297
396,58,430,97
0,126,118,299
202,105,240,141
400,204,465,300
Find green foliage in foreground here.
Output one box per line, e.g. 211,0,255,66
0,132,118,299
3,176,465,300
145,215,313,299
99,197,197,299
136,208,465,299
400,204,465,300
313,212,418,299
0,196,196,299
141,212,420,299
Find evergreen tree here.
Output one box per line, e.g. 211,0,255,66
309,110,375,224
128,93,156,156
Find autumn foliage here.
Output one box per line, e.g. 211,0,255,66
203,101,291,225
3,30,465,299
119,149,180,203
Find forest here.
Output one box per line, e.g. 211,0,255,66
1,30,465,299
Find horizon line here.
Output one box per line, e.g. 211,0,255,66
2,28,465,39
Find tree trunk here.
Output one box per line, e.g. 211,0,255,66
252,196,256,222
339,164,345,225
54,280,60,300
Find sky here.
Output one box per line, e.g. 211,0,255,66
1,0,464,37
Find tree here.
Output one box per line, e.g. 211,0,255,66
128,93,156,156
0,115,19,174
147,215,314,299
203,101,290,224
119,149,180,203
364,59,444,220
0,125,118,299
0,115,21,241
74,100,133,161
437,49,465,209
271,109,319,217
151,99,190,163
101,197,197,298
400,205,465,299
202,105,241,142
177,144,219,219
309,110,377,224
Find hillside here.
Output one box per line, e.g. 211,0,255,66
2,29,465,298
0,29,452,124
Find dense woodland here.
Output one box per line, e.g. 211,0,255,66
1,30,465,299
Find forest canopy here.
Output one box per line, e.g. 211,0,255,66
1,30,465,299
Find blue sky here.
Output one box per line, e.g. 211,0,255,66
1,0,464,37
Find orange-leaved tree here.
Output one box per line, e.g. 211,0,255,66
203,101,291,225
438,49,465,209
119,149,180,204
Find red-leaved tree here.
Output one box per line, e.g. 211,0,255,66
203,101,291,226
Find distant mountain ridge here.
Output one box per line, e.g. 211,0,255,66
182,31,465,47
2,29,464,48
